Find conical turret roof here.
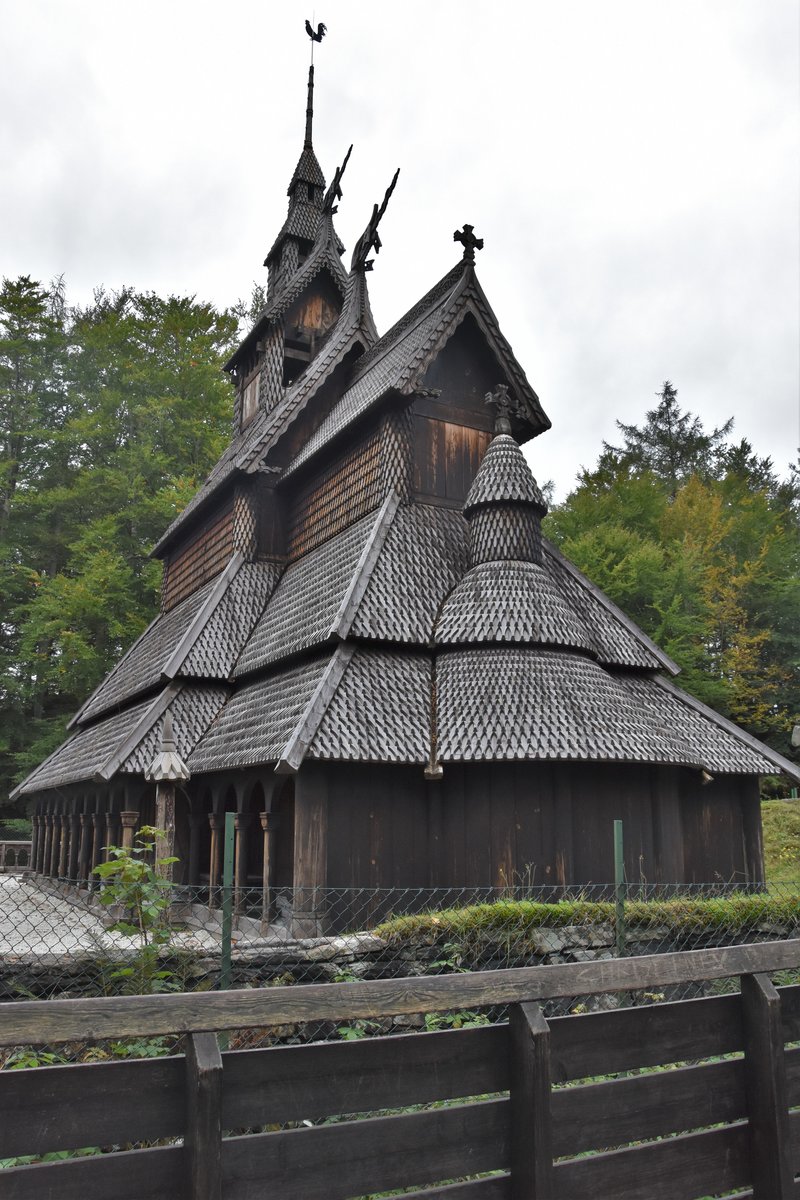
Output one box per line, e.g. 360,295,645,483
464,434,547,515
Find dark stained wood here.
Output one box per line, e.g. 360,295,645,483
549,991,743,1081
292,762,328,935
2,940,798,1045
222,1098,509,1200
786,1043,800,1108
185,1032,223,1200
553,1123,751,1200
221,1024,508,1127
0,1143,184,1200
779,982,800,1041
0,1056,183,1158
390,1180,511,1200
741,971,794,1198
509,1002,553,1198
162,498,235,612
551,1057,745,1155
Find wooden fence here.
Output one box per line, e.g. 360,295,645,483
1,940,799,1199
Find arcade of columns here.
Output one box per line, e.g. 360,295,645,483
28,775,286,924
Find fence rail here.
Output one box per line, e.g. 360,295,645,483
1,939,799,1198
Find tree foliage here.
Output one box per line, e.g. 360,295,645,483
545,383,800,775
0,277,238,802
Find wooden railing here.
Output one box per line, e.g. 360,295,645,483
1,940,799,1199
0,841,30,873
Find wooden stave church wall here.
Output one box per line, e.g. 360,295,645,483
318,761,764,897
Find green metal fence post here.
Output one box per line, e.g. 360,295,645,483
614,819,626,958
219,813,235,993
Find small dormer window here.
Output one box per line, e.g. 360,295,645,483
242,372,260,426
307,183,315,201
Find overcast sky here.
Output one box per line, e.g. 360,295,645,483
2,0,798,499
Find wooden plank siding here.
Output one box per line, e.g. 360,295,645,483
1,945,799,1199
316,762,764,896
162,499,235,612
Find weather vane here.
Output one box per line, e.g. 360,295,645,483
305,17,326,62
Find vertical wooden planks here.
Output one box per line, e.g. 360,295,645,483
185,1032,223,1200
509,1002,554,1198
741,972,794,1199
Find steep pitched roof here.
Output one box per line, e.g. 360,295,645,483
70,556,278,728
285,260,551,478
13,684,228,796
153,260,377,558
233,493,398,678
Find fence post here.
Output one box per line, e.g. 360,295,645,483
185,1031,223,1200
614,819,626,957
509,1001,554,1198
741,972,793,1198
220,812,235,994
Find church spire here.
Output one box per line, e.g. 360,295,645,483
264,56,332,298
304,64,314,149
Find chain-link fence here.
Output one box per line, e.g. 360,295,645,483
1,872,799,1051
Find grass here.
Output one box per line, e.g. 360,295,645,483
762,797,800,889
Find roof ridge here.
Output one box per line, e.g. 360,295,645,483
95,683,182,783
328,492,401,639
161,552,244,680
349,262,466,385
275,644,354,773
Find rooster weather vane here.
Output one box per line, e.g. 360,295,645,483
305,19,326,42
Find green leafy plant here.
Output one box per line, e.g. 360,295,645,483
92,826,178,995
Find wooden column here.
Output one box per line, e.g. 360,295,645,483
234,812,253,918
187,813,203,888
67,811,81,880
259,811,279,931
104,810,119,861
208,814,223,910
120,811,138,851
77,813,92,884
155,783,176,880
741,971,793,1198
509,1001,554,1198
90,811,105,880
57,813,69,878
29,813,40,874
42,814,55,877
34,811,47,868
292,764,328,938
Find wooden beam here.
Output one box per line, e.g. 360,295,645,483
185,1032,223,1200
1,940,799,1047
509,1002,553,1198
741,972,794,1199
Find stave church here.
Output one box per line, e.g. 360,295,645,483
15,55,800,929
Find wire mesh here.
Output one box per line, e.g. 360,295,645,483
1,872,798,1063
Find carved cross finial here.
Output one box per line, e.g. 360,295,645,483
485,384,518,435
453,224,484,262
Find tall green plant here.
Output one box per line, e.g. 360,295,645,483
92,826,178,994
